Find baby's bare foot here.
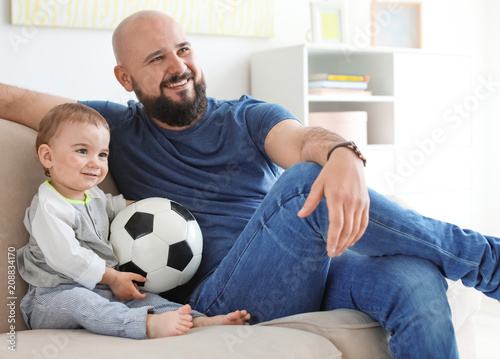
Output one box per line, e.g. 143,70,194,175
146,304,193,338
193,310,251,327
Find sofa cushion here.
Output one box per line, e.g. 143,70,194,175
0,119,46,332
259,309,391,359
1,326,341,359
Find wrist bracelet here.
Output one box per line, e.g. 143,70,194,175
326,141,367,167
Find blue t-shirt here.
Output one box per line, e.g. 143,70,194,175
80,96,297,301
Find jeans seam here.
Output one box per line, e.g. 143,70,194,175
369,217,481,267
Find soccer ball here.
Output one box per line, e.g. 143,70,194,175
109,197,203,293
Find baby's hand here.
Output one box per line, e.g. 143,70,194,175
101,267,146,300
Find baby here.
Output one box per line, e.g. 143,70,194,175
17,103,249,339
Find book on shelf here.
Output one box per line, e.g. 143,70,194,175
309,73,370,82
308,88,372,96
308,80,369,90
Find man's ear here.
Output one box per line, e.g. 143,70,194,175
38,144,53,169
114,65,134,92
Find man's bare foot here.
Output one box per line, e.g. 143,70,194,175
193,310,251,327
146,304,193,338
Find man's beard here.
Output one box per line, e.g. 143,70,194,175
132,72,207,128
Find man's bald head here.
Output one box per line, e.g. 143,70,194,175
112,10,184,66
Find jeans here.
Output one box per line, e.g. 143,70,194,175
190,162,500,358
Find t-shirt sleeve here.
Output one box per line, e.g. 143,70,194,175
78,100,136,131
239,97,300,154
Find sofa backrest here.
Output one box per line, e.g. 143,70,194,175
0,118,118,333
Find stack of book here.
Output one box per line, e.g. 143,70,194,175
308,73,371,96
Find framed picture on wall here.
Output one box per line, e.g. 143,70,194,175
310,1,348,44
371,2,422,48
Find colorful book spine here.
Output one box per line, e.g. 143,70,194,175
308,80,369,90
308,88,372,96
309,73,370,82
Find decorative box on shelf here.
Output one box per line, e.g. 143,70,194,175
309,111,368,146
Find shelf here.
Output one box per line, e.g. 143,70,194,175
308,95,395,103
250,44,475,227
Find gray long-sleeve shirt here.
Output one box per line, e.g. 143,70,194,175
17,181,126,289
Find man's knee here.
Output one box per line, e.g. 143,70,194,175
284,162,322,180
274,162,322,193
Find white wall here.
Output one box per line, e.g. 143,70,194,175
2,0,486,100
0,0,487,100
1,0,498,232
479,0,500,235
0,0,312,102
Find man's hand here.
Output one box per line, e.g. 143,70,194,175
101,267,147,301
298,148,370,257
264,120,370,256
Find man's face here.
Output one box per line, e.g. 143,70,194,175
132,68,207,128
115,14,207,127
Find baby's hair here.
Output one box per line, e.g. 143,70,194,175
36,103,110,176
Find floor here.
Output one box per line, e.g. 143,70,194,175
474,297,500,358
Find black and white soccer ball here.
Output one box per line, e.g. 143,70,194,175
109,197,203,293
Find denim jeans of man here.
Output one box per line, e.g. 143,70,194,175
190,162,499,358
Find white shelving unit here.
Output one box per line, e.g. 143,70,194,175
251,44,475,228
251,44,400,145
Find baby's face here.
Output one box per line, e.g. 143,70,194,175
41,122,110,200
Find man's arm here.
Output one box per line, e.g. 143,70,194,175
264,119,370,257
0,83,76,130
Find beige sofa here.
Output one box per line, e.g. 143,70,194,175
0,118,482,358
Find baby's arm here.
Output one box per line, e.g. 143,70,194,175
100,267,147,300
102,194,144,300
31,192,107,289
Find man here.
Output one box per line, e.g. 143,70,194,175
2,10,499,358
